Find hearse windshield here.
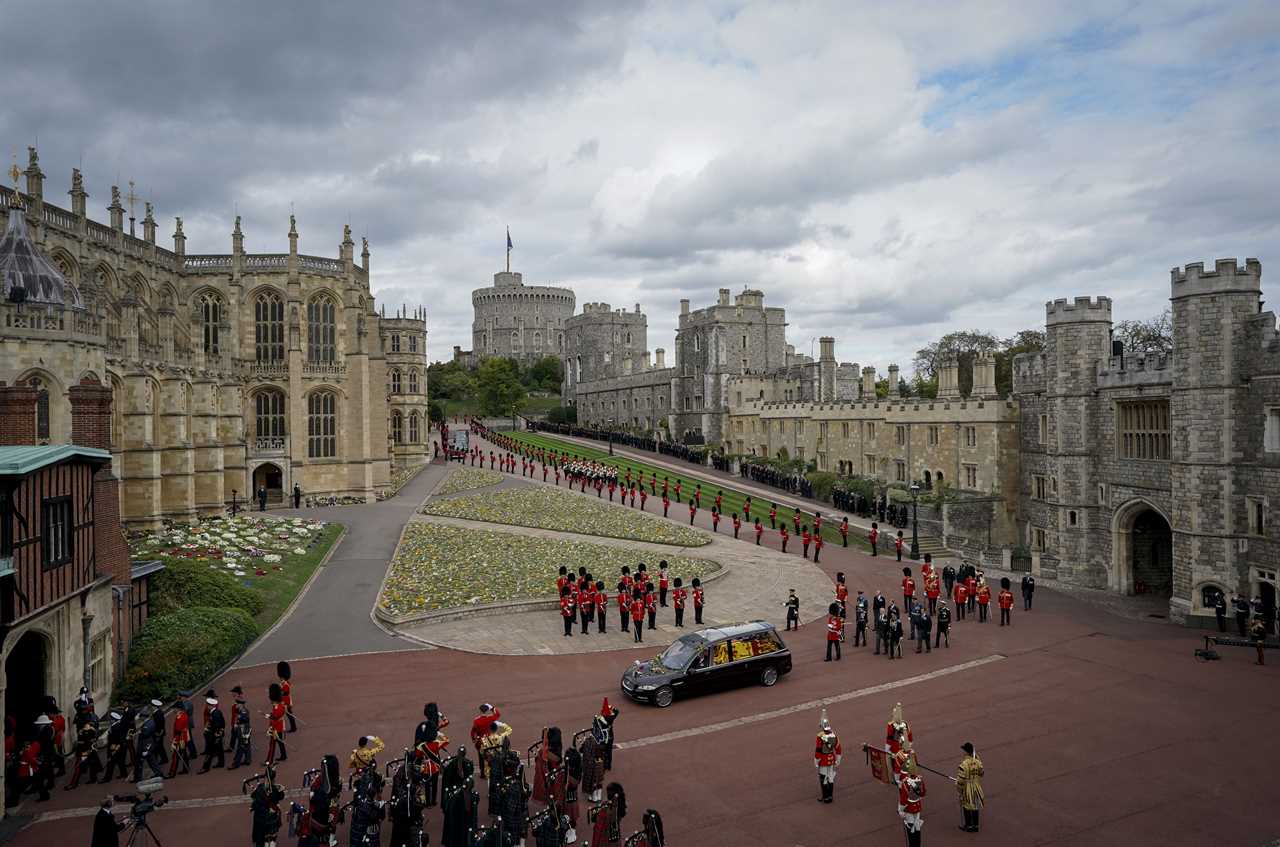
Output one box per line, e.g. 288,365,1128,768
658,636,703,671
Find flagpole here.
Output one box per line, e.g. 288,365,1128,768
506,227,511,273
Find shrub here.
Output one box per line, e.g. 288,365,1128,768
149,558,265,618
806,471,839,502
117,607,259,703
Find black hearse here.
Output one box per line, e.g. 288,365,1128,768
620,621,792,707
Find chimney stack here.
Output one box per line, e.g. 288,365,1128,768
718,288,730,306
861,366,876,399
655,348,666,369
888,364,901,398
680,299,690,315
0,381,39,445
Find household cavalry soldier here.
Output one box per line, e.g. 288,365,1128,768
899,771,927,847
886,703,914,785
956,742,985,833
814,709,842,804
229,686,253,770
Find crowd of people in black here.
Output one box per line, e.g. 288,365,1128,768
831,489,912,530
738,461,814,498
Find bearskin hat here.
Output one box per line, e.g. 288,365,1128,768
903,567,912,577
607,782,627,817
321,754,341,796
828,602,841,616
1001,577,1011,590
277,660,292,681
268,683,283,703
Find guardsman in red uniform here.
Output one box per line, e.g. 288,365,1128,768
616,580,631,632
769,503,778,529
688,499,697,525
954,581,968,620
658,564,669,607
814,513,823,534
835,573,849,619
637,486,647,511
650,472,657,495
543,463,549,483
870,522,879,555
780,524,789,553
814,709,842,803
594,581,608,634
715,491,723,513
662,493,670,518
754,518,764,545
692,578,705,625
557,565,570,596
560,586,577,637
490,450,496,469
579,579,595,635
265,683,288,764
813,532,824,564
998,577,1014,626
17,732,45,801
926,573,941,615
896,531,905,561
277,661,296,733
899,772,927,846
674,480,682,503
645,582,658,630
825,603,844,661
711,508,720,532
629,589,645,643
672,578,687,627
469,703,499,759
629,484,637,507
792,510,801,535
732,513,741,539
168,700,191,777
555,466,561,486
977,580,992,623
801,526,812,559
902,568,916,616
608,479,616,502
743,496,752,522
840,516,849,547
965,573,978,613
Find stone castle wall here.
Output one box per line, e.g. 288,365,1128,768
471,270,574,363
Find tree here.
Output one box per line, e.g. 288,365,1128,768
522,356,563,393
475,357,526,416
1113,309,1172,355
546,405,578,425
995,329,1045,396
439,370,477,400
427,400,445,423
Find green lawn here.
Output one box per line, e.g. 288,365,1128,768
507,431,871,552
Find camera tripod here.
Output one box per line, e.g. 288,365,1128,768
124,813,163,847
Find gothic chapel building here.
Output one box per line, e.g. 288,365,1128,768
0,148,426,527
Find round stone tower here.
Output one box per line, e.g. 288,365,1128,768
471,269,575,365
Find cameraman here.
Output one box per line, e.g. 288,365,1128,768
92,796,125,847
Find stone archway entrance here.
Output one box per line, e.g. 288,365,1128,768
1112,500,1173,596
252,462,284,504
5,631,50,741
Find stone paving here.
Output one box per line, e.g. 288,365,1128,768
394,509,834,655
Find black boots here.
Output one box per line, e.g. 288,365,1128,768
959,809,981,832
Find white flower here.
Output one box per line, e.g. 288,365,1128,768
263,554,282,563
293,547,306,555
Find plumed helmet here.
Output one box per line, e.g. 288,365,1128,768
276,661,292,681
268,683,282,703
890,702,904,725
819,708,830,731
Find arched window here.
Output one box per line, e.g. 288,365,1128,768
390,369,402,394
407,369,419,393
254,291,285,363
533,331,542,350
511,330,520,349
409,412,420,444
391,411,403,444
308,391,337,458
307,296,337,363
199,292,223,355
29,377,50,441
255,390,286,442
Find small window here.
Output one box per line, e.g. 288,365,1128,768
89,631,109,693
896,460,907,482
1068,510,1078,526
1267,407,1280,452
741,335,748,350
928,425,940,447
43,496,73,569
863,453,876,475
1098,484,1108,506
1248,497,1266,536
391,334,401,352
408,335,418,353
842,422,850,438
796,420,805,437
866,422,876,439
964,464,978,488
896,425,906,446
965,426,977,448
1038,414,1048,444
1034,476,1048,500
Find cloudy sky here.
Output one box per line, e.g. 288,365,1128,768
5,0,1277,371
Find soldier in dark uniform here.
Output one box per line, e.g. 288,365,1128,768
1213,590,1227,632
100,710,131,784
349,770,387,847
229,687,252,770
64,705,102,789
854,592,869,647
199,696,225,772
388,751,426,847
1233,594,1251,637
1021,574,1036,611
248,764,286,847
935,600,952,648
133,708,164,781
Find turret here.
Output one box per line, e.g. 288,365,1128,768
937,358,961,399
288,214,298,255
232,215,244,255
861,366,876,399
142,202,156,244
888,364,900,398
108,185,124,231
24,147,43,200
68,168,87,218
972,352,997,399
173,217,186,258
818,337,836,402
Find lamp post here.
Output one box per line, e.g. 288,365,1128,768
909,482,921,560
607,420,614,456
230,489,239,516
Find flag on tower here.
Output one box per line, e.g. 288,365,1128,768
507,227,513,251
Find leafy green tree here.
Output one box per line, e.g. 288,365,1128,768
1113,309,1172,355
995,329,1045,396
522,356,564,392
428,400,445,423
475,358,527,415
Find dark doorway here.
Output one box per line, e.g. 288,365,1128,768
1131,509,1173,597
252,463,284,503
5,631,48,742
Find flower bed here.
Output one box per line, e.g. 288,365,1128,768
129,515,341,627
433,467,504,497
379,522,719,616
420,486,711,547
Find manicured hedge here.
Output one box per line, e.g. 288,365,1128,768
149,558,266,619
116,607,259,703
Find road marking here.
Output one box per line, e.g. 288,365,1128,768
616,654,1006,751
